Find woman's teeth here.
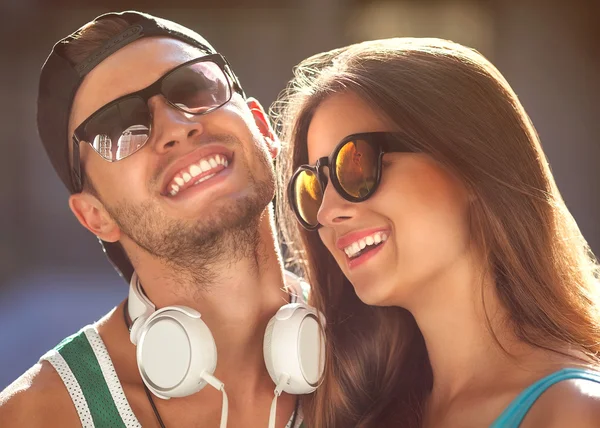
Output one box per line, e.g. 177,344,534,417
344,232,388,259
168,154,228,197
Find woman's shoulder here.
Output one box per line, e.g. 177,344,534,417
521,368,600,428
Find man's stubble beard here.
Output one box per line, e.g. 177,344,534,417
103,137,276,289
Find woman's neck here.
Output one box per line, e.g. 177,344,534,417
404,251,540,403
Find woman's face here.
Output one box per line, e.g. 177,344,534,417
305,92,472,307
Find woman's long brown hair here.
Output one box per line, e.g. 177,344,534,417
272,38,600,427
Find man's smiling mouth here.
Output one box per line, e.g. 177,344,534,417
164,153,230,197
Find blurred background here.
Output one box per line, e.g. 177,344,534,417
1,0,598,389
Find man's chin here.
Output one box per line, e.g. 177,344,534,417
112,178,273,264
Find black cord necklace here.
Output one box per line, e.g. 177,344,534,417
122,299,299,428
289,398,300,428
123,300,167,428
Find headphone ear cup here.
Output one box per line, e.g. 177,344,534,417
263,316,278,385
136,306,218,399
130,315,148,346
263,303,326,394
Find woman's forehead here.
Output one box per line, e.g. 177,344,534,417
306,92,389,164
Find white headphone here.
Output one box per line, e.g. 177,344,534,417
127,271,325,428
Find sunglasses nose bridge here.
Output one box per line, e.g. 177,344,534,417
146,96,205,153
309,160,347,224
315,178,357,228
315,159,331,189
147,94,174,116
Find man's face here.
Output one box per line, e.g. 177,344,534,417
68,37,276,264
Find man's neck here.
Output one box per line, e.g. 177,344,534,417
126,209,290,395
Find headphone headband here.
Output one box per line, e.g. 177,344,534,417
128,272,155,322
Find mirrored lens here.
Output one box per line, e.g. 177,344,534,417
84,97,151,161
293,169,323,227
335,139,379,199
162,61,231,114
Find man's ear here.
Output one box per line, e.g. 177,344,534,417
246,97,280,159
69,193,121,243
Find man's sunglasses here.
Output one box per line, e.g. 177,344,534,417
288,132,415,230
71,53,244,191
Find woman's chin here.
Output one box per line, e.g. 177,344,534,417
352,281,395,307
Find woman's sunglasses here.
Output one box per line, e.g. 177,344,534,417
71,53,244,191
288,132,414,230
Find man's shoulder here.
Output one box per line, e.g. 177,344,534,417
0,361,79,427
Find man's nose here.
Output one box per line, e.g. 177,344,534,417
147,96,204,154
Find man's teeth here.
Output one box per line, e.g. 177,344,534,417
168,154,228,196
344,232,388,258
193,173,216,186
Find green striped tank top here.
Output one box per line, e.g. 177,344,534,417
39,271,309,427
41,326,305,427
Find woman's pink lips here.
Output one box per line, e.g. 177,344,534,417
346,239,386,270
336,228,390,250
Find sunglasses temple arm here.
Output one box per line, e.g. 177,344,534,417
222,57,246,99
71,137,83,193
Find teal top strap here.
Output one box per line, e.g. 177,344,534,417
490,368,600,427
